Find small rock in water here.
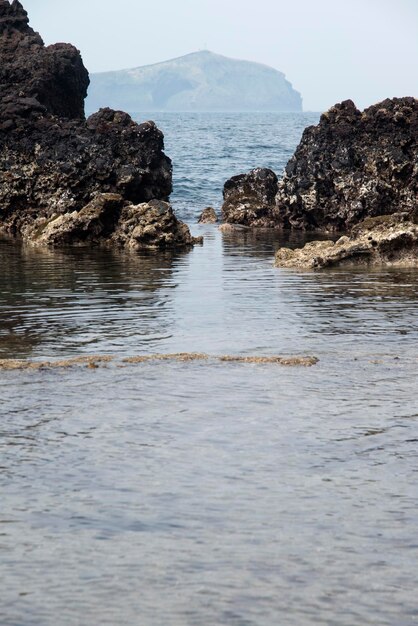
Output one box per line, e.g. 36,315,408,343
198,207,218,223
218,223,249,233
222,168,278,227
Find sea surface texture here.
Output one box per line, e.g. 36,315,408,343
1,113,418,626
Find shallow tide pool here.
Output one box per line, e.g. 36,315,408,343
1,226,418,625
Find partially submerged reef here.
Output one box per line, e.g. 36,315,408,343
222,97,418,268
0,353,319,371
275,212,418,269
0,0,198,249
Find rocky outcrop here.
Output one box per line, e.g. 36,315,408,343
198,207,218,223
222,98,418,231
23,194,201,249
0,1,195,249
0,0,89,121
276,98,418,231
222,168,278,226
275,213,418,269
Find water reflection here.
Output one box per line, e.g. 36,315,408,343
1,230,417,360
220,226,334,258
277,267,418,341
0,238,188,358
1,227,418,626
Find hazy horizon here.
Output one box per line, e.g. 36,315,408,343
22,0,417,112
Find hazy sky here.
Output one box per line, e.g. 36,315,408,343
23,0,417,111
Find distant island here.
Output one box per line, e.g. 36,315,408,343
86,50,302,113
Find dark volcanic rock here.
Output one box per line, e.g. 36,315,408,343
0,108,172,235
198,207,218,223
222,98,418,232
222,168,278,226
0,1,194,249
0,0,89,120
276,98,418,230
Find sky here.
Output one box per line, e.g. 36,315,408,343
22,0,418,112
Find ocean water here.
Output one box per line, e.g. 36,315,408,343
140,111,321,221
1,113,418,626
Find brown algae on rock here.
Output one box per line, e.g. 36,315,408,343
275,213,418,269
219,355,319,366
0,353,319,371
123,353,210,363
0,356,114,371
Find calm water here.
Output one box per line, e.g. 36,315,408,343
1,114,418,626
139,111,321,221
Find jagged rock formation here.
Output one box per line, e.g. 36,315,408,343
275,213,418,269
0,0,195,248
0,0,89,121
87,51,302,113
222,98,418,231
23,194,201,249
222,168,278,226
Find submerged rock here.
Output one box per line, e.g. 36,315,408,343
0,1,195,249
222,98,418,232
275,213,418,269
198,207,218,223
222,168,278,226
0,352,319,370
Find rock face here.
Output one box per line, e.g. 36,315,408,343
222,168,278,226
0,1,195,249
222,98,418,231
276,98,418,231
87,50,302,113
0,0,89,121
24,194,201,249
275,213,418,269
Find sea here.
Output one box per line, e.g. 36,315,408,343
1,112,418,626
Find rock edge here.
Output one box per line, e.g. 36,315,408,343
275,213,418,269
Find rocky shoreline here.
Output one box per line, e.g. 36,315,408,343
0,0,198,249
221,97,418,268
275,213,418,269
222,98,417,232
1,1,417,267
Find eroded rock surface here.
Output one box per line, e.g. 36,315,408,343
23,193,201,249
222,168,278,226
275,213,418,269
222,98,418,232
0,0,89,121
198,207,218,223
0,1,194,249
276,98,418,230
